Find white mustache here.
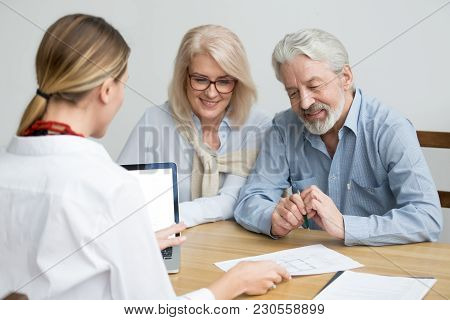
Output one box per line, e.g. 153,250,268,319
303,103,331,115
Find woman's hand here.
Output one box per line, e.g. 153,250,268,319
208,260,291,299
155,223,187,250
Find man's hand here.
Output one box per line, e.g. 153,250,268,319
155,223,187,250
271,193,306,237
301,185,345,239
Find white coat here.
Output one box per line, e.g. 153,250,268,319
0,135,212,299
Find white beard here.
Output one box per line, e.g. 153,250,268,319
300,98,345,135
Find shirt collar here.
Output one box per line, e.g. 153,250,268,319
7,135,111,161
192,107,232,133
342,88,361,136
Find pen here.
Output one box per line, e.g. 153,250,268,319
298,191,310,230
303,213,310,230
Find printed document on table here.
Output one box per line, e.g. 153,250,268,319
214,244,363,276
314,271,437,300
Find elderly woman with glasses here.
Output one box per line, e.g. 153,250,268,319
118,25,270,227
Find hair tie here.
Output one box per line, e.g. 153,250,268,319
36,89,51,100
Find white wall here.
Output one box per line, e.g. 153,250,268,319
1,0,449,241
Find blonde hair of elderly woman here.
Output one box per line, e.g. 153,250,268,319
168,24,257,126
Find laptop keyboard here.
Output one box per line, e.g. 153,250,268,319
161,247,173,260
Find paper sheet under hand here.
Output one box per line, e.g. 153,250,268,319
314,271,437,300
214,244,363,276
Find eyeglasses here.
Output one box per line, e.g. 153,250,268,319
188,74,237,94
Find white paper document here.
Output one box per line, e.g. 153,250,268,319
314,271,437,300
214,244,363,276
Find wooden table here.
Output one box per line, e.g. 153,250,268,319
170,221,450,299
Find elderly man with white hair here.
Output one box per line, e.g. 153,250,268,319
234,29,442,246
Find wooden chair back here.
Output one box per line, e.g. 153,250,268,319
2,292,29,300
417,131,450,208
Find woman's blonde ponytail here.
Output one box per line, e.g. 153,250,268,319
17,94,48,136
16,14,130,136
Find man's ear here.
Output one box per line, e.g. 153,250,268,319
99,78,115,105
340,65,353,91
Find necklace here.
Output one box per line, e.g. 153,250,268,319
23,120,84,137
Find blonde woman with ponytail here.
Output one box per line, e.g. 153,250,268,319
0,14,289,300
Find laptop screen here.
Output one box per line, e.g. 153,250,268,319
123,163,179,233
122,163,180,273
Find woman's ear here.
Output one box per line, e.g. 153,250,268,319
99,78,115,105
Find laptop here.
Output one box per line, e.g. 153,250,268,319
122,162,180,274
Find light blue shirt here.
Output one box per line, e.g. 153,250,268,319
118,102,270,227
234,89,442,246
